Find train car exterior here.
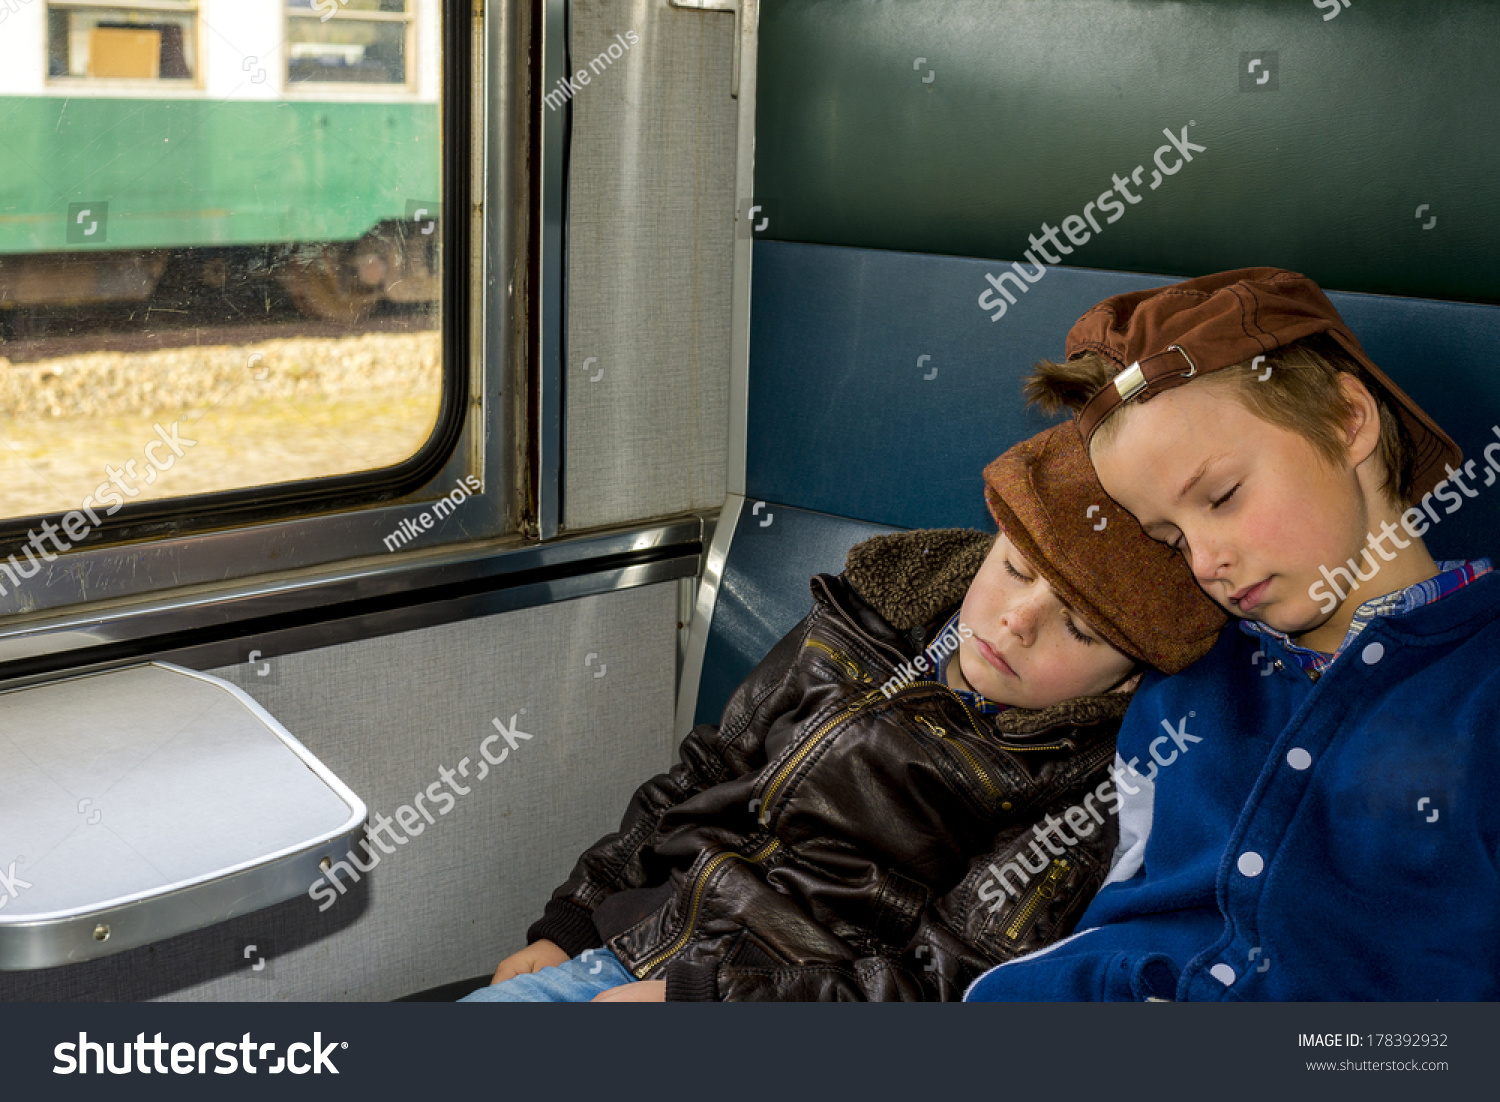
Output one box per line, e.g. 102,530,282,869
0,0,442,318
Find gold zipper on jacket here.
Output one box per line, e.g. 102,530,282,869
1005,857,1071,940
914,714,1001,801
757,688,886,823
633,837,782,977
803,638,873,683
908,679,1008,798
920,677,1073,752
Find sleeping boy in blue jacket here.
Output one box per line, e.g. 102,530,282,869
967,267,1498,1001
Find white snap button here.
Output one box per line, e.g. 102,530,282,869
1287,747,1312,771
1210,963,1236,986
1237,851,1265,877
1361,642,1385,664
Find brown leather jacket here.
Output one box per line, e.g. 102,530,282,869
527,529,1132,1000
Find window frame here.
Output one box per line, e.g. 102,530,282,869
0,0,711,691
44,0,205,89
0,0,503,624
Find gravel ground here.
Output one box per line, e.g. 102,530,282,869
0,331,442,519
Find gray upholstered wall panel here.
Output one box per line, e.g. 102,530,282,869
562,0,735,530
0,582,678,1001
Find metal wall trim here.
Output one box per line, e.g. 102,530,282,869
726,1,759,497
0,517,703,684
534,0,568,537
483,0,527,530
673,493,742,742
164,557,698,683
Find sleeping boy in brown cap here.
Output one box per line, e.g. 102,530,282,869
461,423,1224,1002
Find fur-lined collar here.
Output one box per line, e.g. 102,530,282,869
843,528,1134,735
844,528,992,631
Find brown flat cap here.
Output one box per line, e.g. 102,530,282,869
984,422,1226,675
1069,267,1463,501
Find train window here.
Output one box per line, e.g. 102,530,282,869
0,0,454,537
287,0,413,87
45,1,199,81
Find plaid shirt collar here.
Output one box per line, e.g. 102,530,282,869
1238,558,1493,674
929,610,1009,714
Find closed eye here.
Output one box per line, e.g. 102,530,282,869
1063,613,1096,646
1211,484,1240,510
1009,559,1097,646
1169,483,1239,553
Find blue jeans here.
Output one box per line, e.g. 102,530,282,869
458,948,635,1002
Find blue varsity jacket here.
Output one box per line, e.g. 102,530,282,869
965,561,1500,1001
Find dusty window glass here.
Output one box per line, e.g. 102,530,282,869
287,0,412,87
46,1,199,81
0,0,444,525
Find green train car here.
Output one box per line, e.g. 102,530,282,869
0,0,442,321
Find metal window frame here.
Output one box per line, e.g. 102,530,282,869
13,0,463,561
0,515,707,691
10,0,475,567
531,0,566,538
0,0,517,650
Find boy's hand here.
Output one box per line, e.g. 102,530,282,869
490,939,571,984
591,981,667,1002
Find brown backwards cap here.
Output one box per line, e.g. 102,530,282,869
1070,267,1463,501
983,422,1226,675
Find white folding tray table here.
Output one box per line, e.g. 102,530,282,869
0,662,366,970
